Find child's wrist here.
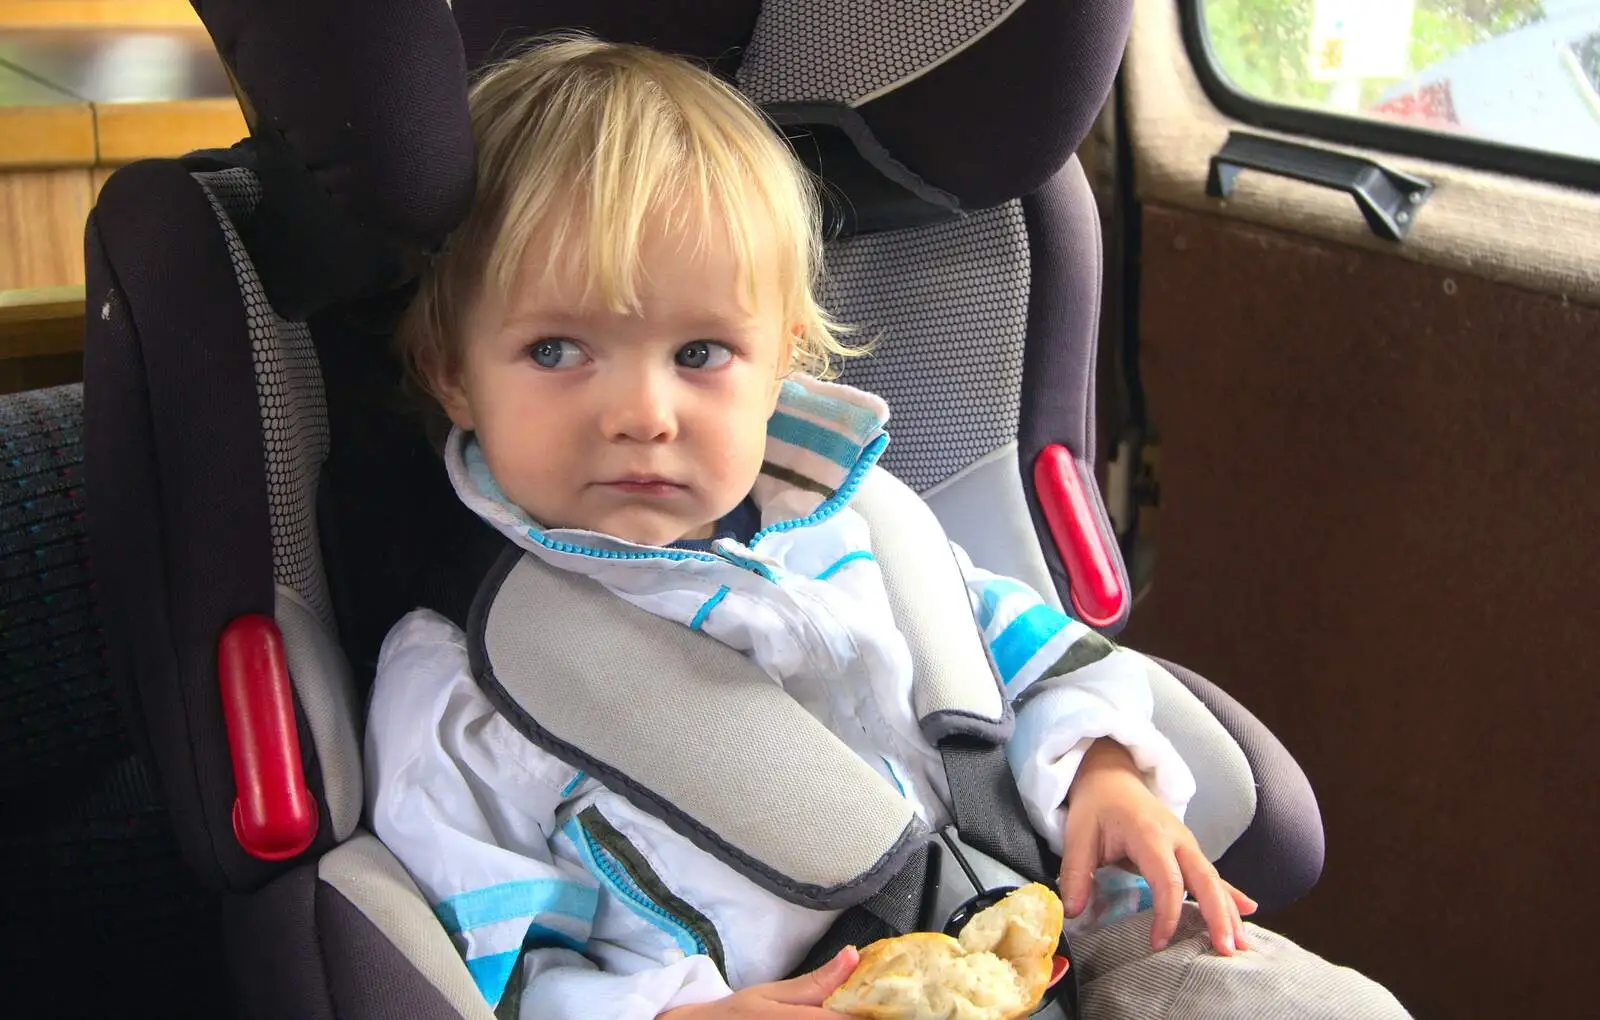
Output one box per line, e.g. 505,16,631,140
1070,738,1141,793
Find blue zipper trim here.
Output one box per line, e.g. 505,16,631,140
816,550,875,581
714,548,777,581
690,586,730,631
562,819,705,959
880,756,908,797
560,770,586,798
527,530,719,564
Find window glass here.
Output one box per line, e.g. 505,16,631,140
1199,1,1600,162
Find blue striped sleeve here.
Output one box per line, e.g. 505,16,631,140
965,565,1116,698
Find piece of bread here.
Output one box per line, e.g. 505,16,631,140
825,883,1064,1020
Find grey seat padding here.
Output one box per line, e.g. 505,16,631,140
318,834,495,1020
1145,660,1255,862
922,441,1063,611
276,585,363,842
852,467,1009,739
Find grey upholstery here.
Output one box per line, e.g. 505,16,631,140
225,835,490,1020
923,441,1063,610
318,834,494,1020
739,0,1026,107
1155,659,1325,913
828,203,1031,492
198,168,336,630
276,585,364,843
1145,662,1254,861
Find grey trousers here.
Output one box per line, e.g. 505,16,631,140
1072,906,1412,1020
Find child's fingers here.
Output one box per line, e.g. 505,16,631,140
1227,881,1259,917
1175,843,1236,956
757,946,859,1005
1057,819,1101,918
1125,837,1185,950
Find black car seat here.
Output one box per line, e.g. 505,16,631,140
67,0,1324,1016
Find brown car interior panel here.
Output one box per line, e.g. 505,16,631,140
1124,204,1596,1020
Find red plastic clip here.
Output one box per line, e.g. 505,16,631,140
1033,444,1127,629
217,615,319,861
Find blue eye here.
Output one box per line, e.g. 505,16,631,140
676,341,733,370
529,339,586,370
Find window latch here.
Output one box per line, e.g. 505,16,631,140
1206,131,1434,241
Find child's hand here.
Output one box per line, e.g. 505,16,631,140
1059,739,1258,956
659,947,859,1019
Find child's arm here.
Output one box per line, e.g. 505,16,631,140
366,610,733,1018
955,547,1253,953
953,545,1196,843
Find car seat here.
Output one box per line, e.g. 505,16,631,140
67,0,1324,1016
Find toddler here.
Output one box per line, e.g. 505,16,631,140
367,36,1410,1020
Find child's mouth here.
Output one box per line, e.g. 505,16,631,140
602,478,688,497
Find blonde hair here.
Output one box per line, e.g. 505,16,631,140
399,35,857,399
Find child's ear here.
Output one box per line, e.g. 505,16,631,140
431,366,477,432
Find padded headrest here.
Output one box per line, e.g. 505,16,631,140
191,0,475,318
194,0,1131,312
459,0,1133,231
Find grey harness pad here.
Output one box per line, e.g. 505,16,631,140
853,469,1011,743
468,549,926,910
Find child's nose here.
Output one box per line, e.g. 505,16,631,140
601,369,678,443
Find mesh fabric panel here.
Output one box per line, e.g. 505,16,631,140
738,0,1019,106
826,203,1031,491
0,385,120,786
194,169,335,630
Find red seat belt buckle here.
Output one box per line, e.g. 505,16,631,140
218,615,319,861
1033,444,1127,629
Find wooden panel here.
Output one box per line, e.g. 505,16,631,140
1126,204,1598,1020
94,97,245,163
1,284,86,357
0,169,91,289
0,101,95,168
0,61,94,169
0,285,85,394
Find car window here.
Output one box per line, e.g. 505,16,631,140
1197,0,1600,163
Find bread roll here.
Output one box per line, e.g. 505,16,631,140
825,884,1064,1020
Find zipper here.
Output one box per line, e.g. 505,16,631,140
567,809,727,974
579,827,708,958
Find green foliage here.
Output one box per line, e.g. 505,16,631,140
1200,0,1548,107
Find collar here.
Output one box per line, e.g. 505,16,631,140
446,374,890,561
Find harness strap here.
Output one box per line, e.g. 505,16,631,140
939,737,1051,881
789,738,1057,977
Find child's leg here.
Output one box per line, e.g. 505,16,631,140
1071,906,1412,1020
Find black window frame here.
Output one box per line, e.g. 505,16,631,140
1179,0,1600,194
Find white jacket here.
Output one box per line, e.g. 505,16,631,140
365,376,1195,1018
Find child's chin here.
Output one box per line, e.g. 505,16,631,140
599,513,705,549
